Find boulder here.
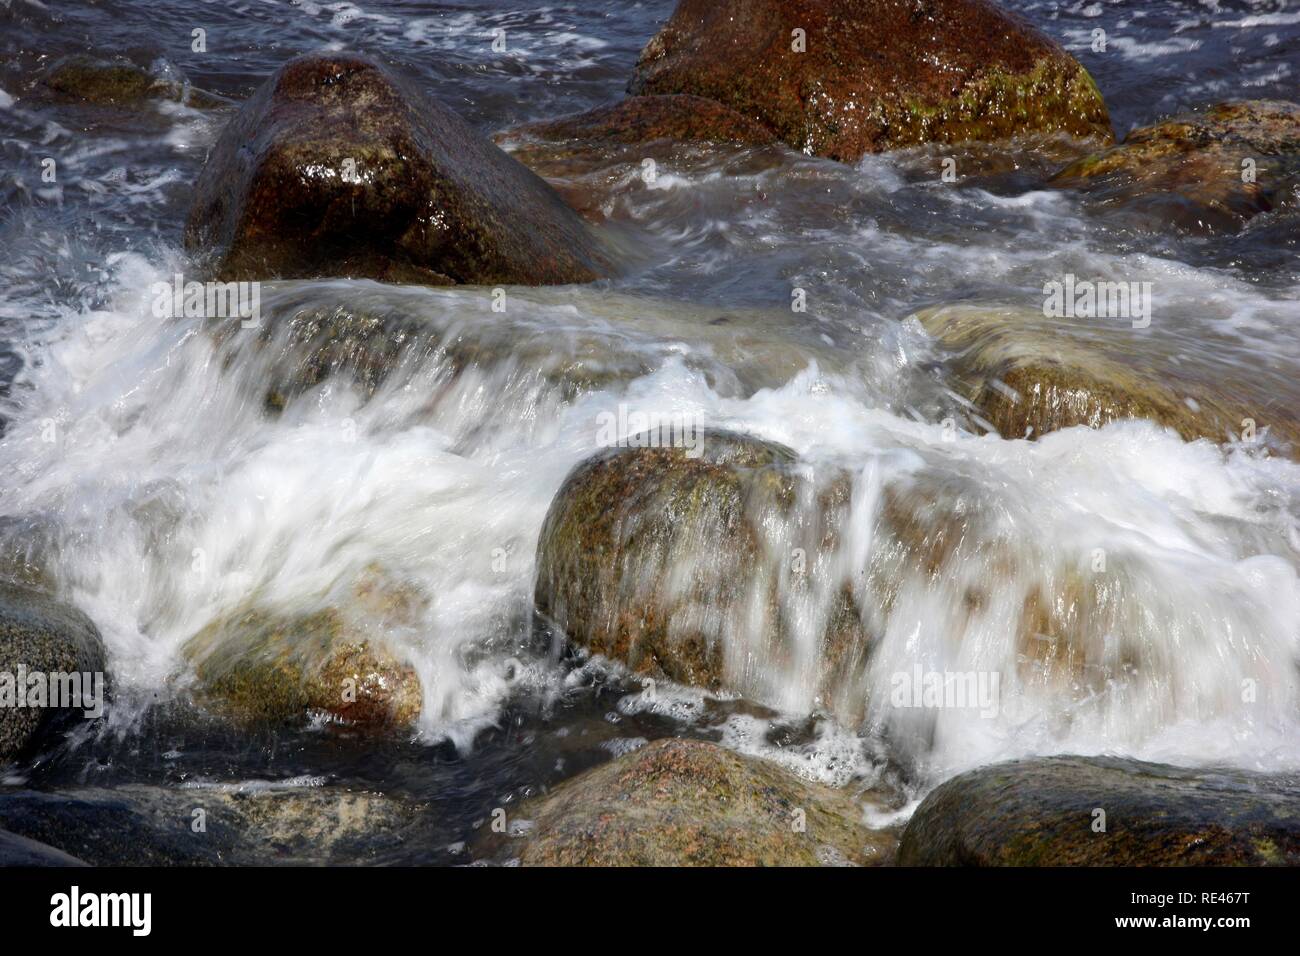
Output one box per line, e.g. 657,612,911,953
534,430,872,720
0,784,421,865
184,53,611,286
628,0,1112,161
1051,100,1300,232
0,583,107,762
917,304,1300,452
182,572,423,729
41,54,223,108
898,755,1300,865
0,828,89,866
505,738,894,865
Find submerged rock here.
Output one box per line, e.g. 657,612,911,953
0,583,107,762
41,55,223,108
627,0,1111,162
1051,100,1300,232
505,94,777,148
898,756,1300,865
917,304,1300,452
507,738,893,865
185,53,611,286
182,573,423,729
534,431,873,720
0,784,420,865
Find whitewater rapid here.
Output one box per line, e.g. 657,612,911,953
1,247,1298,784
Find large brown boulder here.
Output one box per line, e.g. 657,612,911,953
898,756,1300,865
185,53,611,286
534,431,872,721
627,0,1112,162
1051,100,1300,232
505,738,895,866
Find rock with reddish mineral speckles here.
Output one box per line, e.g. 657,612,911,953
627,0,1112,161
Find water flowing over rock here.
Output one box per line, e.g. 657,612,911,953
898,756,1300,865
1051,100,1300,232
184,53,611,286
534,430,875,721
917,304,1300,453
537,432,1300,776
0,583,106,761
503,738,894,865
181,571,424,729
41,54,223,108
627,0,1112,161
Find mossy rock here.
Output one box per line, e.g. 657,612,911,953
628,0,1112,162
917,304,1300,453
0,583,106,762
185,53,611,286
219,301,629,413
534,430,872,719
898,755,1300,865
1051,100,1300,232
508,738,894,865
182,601,422,730
42,55,224,108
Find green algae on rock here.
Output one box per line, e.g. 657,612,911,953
1051,100,1300,232
0,583,107,762
507,738,895,866
185,53,611,287
898,756,1300,865
628,0,1112,162
41,54,225,108
534,430,873,720
916,304,1300,453
181,593,423,730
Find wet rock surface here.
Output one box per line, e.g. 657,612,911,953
628,0,1112,161
41,54,224,108
499,737,894,866
0,583,106,762
535,430,872,719
917,304,1300,453
181,570,424,729
1052,100,1300,232
182,607,422,730
0,784,422,865
0,827,88,866
898,755,1300,865
185,53,611,287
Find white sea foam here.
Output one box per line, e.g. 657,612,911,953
2,246,1298,782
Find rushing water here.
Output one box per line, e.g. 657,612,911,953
1,0,1299,861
